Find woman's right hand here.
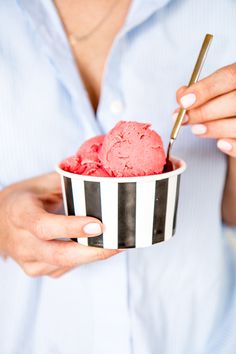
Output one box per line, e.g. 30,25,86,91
0,173,120,278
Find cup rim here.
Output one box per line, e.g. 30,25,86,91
56,156,186,183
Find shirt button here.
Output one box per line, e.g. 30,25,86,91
110,100,123,115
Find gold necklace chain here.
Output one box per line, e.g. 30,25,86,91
69,1,120,45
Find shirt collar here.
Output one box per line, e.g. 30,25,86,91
16,0,173,136
16,0,103,137
121,0,173,35
17,0,173,39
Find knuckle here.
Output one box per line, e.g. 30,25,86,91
191,106,205,123
222,65,236,83
23,265,40,278
12,193,35,226
58,217,82,238
63,222,77,238
197,105,207,121
14,244,30,262
197,81,209,99
232,123,236,137
32,216,48,240
232,90,236,102
176,86,187,102
96,249,110,261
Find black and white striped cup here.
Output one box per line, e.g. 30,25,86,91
56,158,186,249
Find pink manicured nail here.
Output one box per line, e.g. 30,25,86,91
180,93,196,108
172,112,189,124
217,140,232,152
191,124,207,135
83,223,102,235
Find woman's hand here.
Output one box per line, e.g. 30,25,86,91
175,63,236,225
0,173,120,278
175,63,236,156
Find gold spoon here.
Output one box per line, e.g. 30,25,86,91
164,33,213,172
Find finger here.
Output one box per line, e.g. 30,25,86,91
176,63,236,109
17,198,104,240
31,213,104,240
217,139,236,158
176,85,187,99
172,110,189,125
14,185,104,240
20,261,59,278
41,240,121,267
186,90,236,124
191,118,236,139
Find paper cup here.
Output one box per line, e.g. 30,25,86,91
56,158,186,249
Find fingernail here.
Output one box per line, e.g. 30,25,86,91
191,124,207,135
83,223,102,235
180,93,196,108
217,140,232,152
172,112,189,124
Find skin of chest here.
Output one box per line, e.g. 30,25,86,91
54,0,131,111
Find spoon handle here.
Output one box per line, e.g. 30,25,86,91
170,33,213,140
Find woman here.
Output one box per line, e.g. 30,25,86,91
0,0,236,353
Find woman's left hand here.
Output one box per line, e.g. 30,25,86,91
175,63,236,157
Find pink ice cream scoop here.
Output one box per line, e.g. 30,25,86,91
60,135,109,177
60,121,166,177
60,155,84,175
99,121,166,177
77,135,104,160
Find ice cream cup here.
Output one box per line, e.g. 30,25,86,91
56,158,186,249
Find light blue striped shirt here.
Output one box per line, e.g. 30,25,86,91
0,1,236,353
